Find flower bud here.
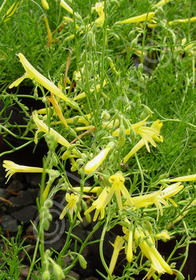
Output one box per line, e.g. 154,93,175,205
42,271,50,280
43,219,50,231
101,110,110,120
126,231,133,263
78,254,87,269
52,262,64,280
44,199,53,209
87,30,96,48
41,0,49,10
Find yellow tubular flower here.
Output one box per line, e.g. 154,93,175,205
159,183,183,208
115,12,155,25
47,93,68,128
3,160,46,182
83,173,131,219
32,111,81,158
126,230,133,263
41,0,49,10
109,173,132,210
84,142,115,174
122,139,145,163
73,92,86,101
85,173,131,215
108,236,125,275
9,53,79,109
76,125,94,131
129,191,161,209
84,187,110,221
123,119,163,163
128,183,183,218
133,119,163,152
121,226,134,263
160,183,184,200
60,0,73,14
91,2,105,26
59,193,82,221
170,174,196,182
44,16,52,46
168,17,196,26
134,228,173,275
73,186,102,193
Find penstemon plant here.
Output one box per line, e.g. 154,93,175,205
1,0,196,279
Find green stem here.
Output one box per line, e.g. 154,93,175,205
0,0,7,14
0,125,33,140
0,140,34,157
63,221,103,275
27,166,47,280
99,206,112,280
135,153,145,194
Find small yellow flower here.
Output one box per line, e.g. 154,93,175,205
108,235,125,275
170,174,196,182
133,119,163,152
160,182,184,206
123,119,163,163
47,93,68,128
9,53,79,109
73,186,102,193
168,16,196,26
32,111,81,159
91,2,105,26
84,187,110,221
109,226,134,275
122,139,145,163
84,142,115,174
44,16,52,47
134,227,173,275
115,12,155,25
84,173,132,221
130,191,161,209
109,224,173,277
126,183,183,219
60,0,73,14
109,173,132,210
41,0,49,10
3,160,49,182
59,193,82,221
126,229,133,263
84,148,109,174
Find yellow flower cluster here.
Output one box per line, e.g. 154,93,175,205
6,48,195,278
109,225,173,277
